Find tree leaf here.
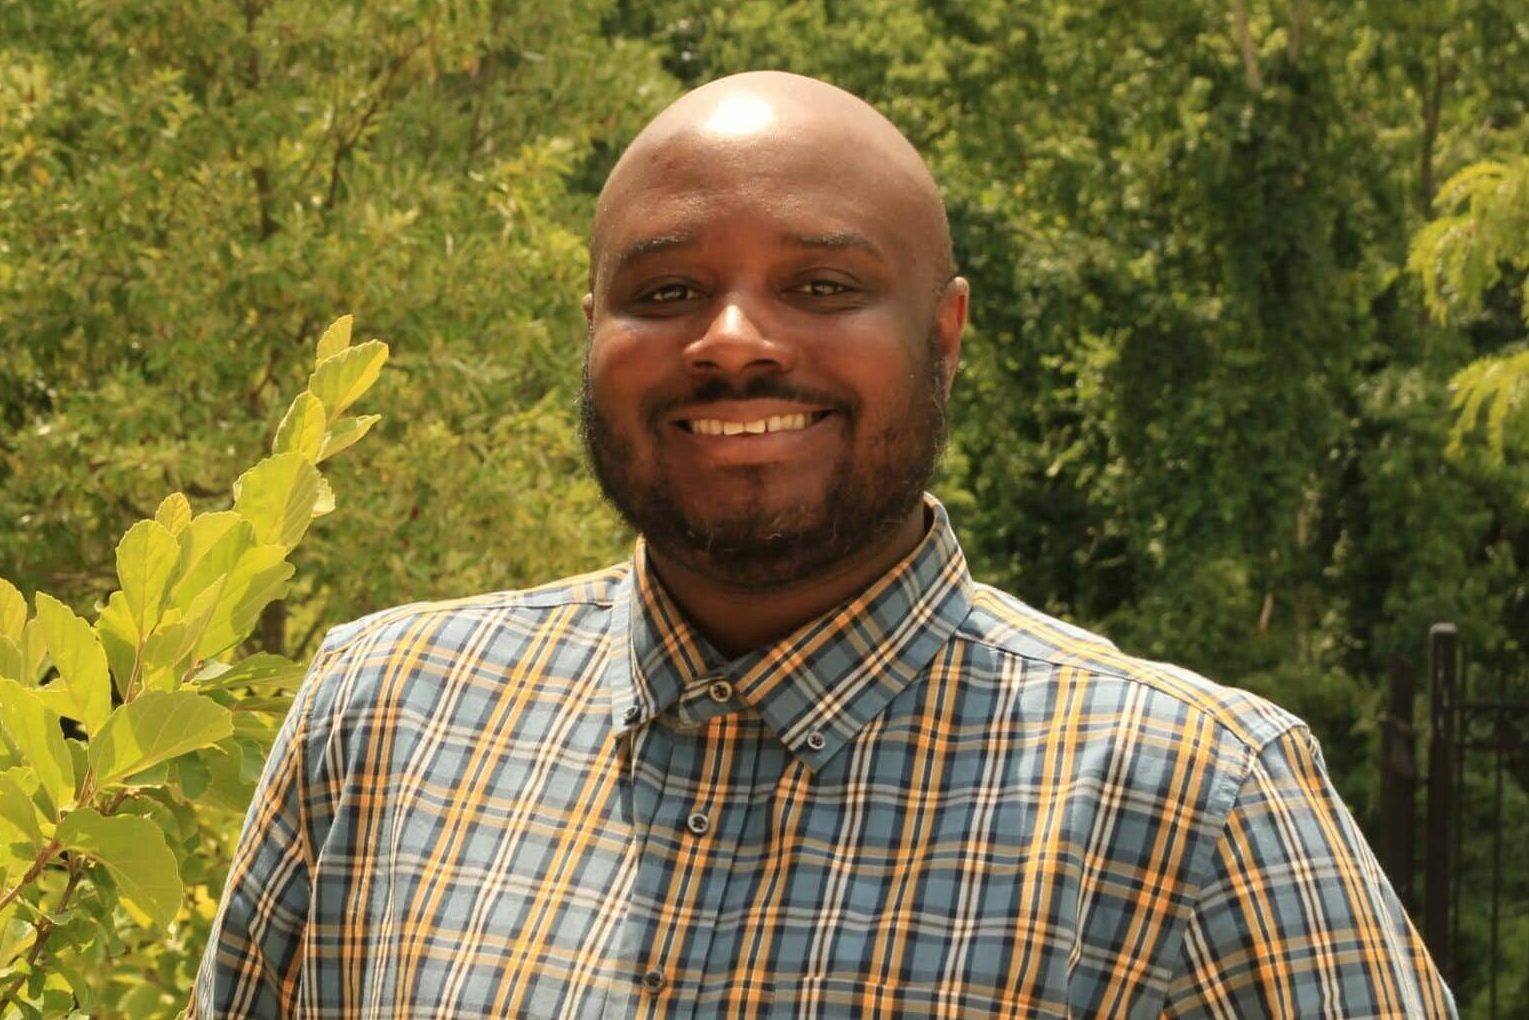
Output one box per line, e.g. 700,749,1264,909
0,637,21,684
56,810,181,929
308,339,388,422
194,546,293,659
314,314,353,363
313,475,335,516
95,592,138,699
0,579,25,644
272,392,328,461
170,512,255,608
0,679,74,817
114,520,179,638
317,414,381,462
0,769,44,847
86,690,233,790
152,492,192,537
194,652,309,692
232,453,321,551
140,580,224,691
32,594,110,734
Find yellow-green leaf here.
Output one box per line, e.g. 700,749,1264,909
153,492,192,536
115,520,179,638
194,652,309,693
0,679,74,817
195,546,293,659
0,579,25,643
0,637,20,683
314,314,353,363
233,453,321,551
33,593,110,733
19,618,47,686
313,475,335,517
56,809,182,929
0,769,44,847
96,592,138,697
308,339,388,421
140,580,224,691
170,512,254,608
272,392,327,460
317,414,381,462
86,690,233,790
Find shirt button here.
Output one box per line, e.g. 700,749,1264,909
707,680,733,703
623,705,641,725
686,811,710,835
640,968,666,992
805,730,827,751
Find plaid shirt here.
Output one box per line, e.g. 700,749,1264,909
194,500,1453,1019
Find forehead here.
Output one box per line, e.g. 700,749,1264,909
592,129,935,283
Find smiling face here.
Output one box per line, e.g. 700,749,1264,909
581,75,966,592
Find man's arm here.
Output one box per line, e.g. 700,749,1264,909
190,666,325,1018
1165,726,1456,1019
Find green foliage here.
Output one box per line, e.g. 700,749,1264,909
1410,157,1529,466
0,317,384,1015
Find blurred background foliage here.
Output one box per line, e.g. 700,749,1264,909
1,0,1527,1014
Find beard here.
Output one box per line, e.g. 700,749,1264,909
579,330,948,592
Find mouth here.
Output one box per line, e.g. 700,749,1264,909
677,410,833,436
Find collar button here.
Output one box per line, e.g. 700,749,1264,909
622,705,642,725
805,730,827,751
707,680,733,703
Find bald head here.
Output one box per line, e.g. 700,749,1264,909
590,71,954,291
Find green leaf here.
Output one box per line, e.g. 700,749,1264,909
56,810,182,929
308,339,388,422
169,512,255,608
140,579,225,691
317,414,381,462
153,492,192,536
0,637,21,683
0,579,25,643
272,392,328,461
313,475,336,516
115,519,179,638
32,593,111,734
19,620,46,686
195,545,294,659
0,679,74,817
86,690,233,790
194,652,309,692
233,453,321,551
0,769,44,846
315,313,353,363
96,592,138,697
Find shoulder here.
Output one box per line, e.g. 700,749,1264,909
293,562,631,722
314,561,630,660
958,582,1302,756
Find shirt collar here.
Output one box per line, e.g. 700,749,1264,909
606,495,973,772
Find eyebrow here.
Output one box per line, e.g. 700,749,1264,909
611,232,697,275
607,225,889,278
778,229,887,262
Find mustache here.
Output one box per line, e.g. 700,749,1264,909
645,377,853,426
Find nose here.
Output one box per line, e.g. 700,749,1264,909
684,299,795,377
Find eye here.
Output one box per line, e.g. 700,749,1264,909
793,279,852,297
640,282,700,304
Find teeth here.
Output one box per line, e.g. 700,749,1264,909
687,413,815,436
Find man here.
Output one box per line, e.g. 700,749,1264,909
195,72,1454,1018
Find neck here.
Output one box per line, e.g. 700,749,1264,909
645,503,929,658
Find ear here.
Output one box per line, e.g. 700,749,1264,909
933,277,968,397
581,292,595,329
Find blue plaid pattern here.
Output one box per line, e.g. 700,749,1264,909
194,499,1453,1018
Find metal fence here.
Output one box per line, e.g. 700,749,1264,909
1378,624,1529,1018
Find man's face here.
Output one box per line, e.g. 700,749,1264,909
581,125,962,591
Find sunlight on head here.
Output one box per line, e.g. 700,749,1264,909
702,93,776,136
